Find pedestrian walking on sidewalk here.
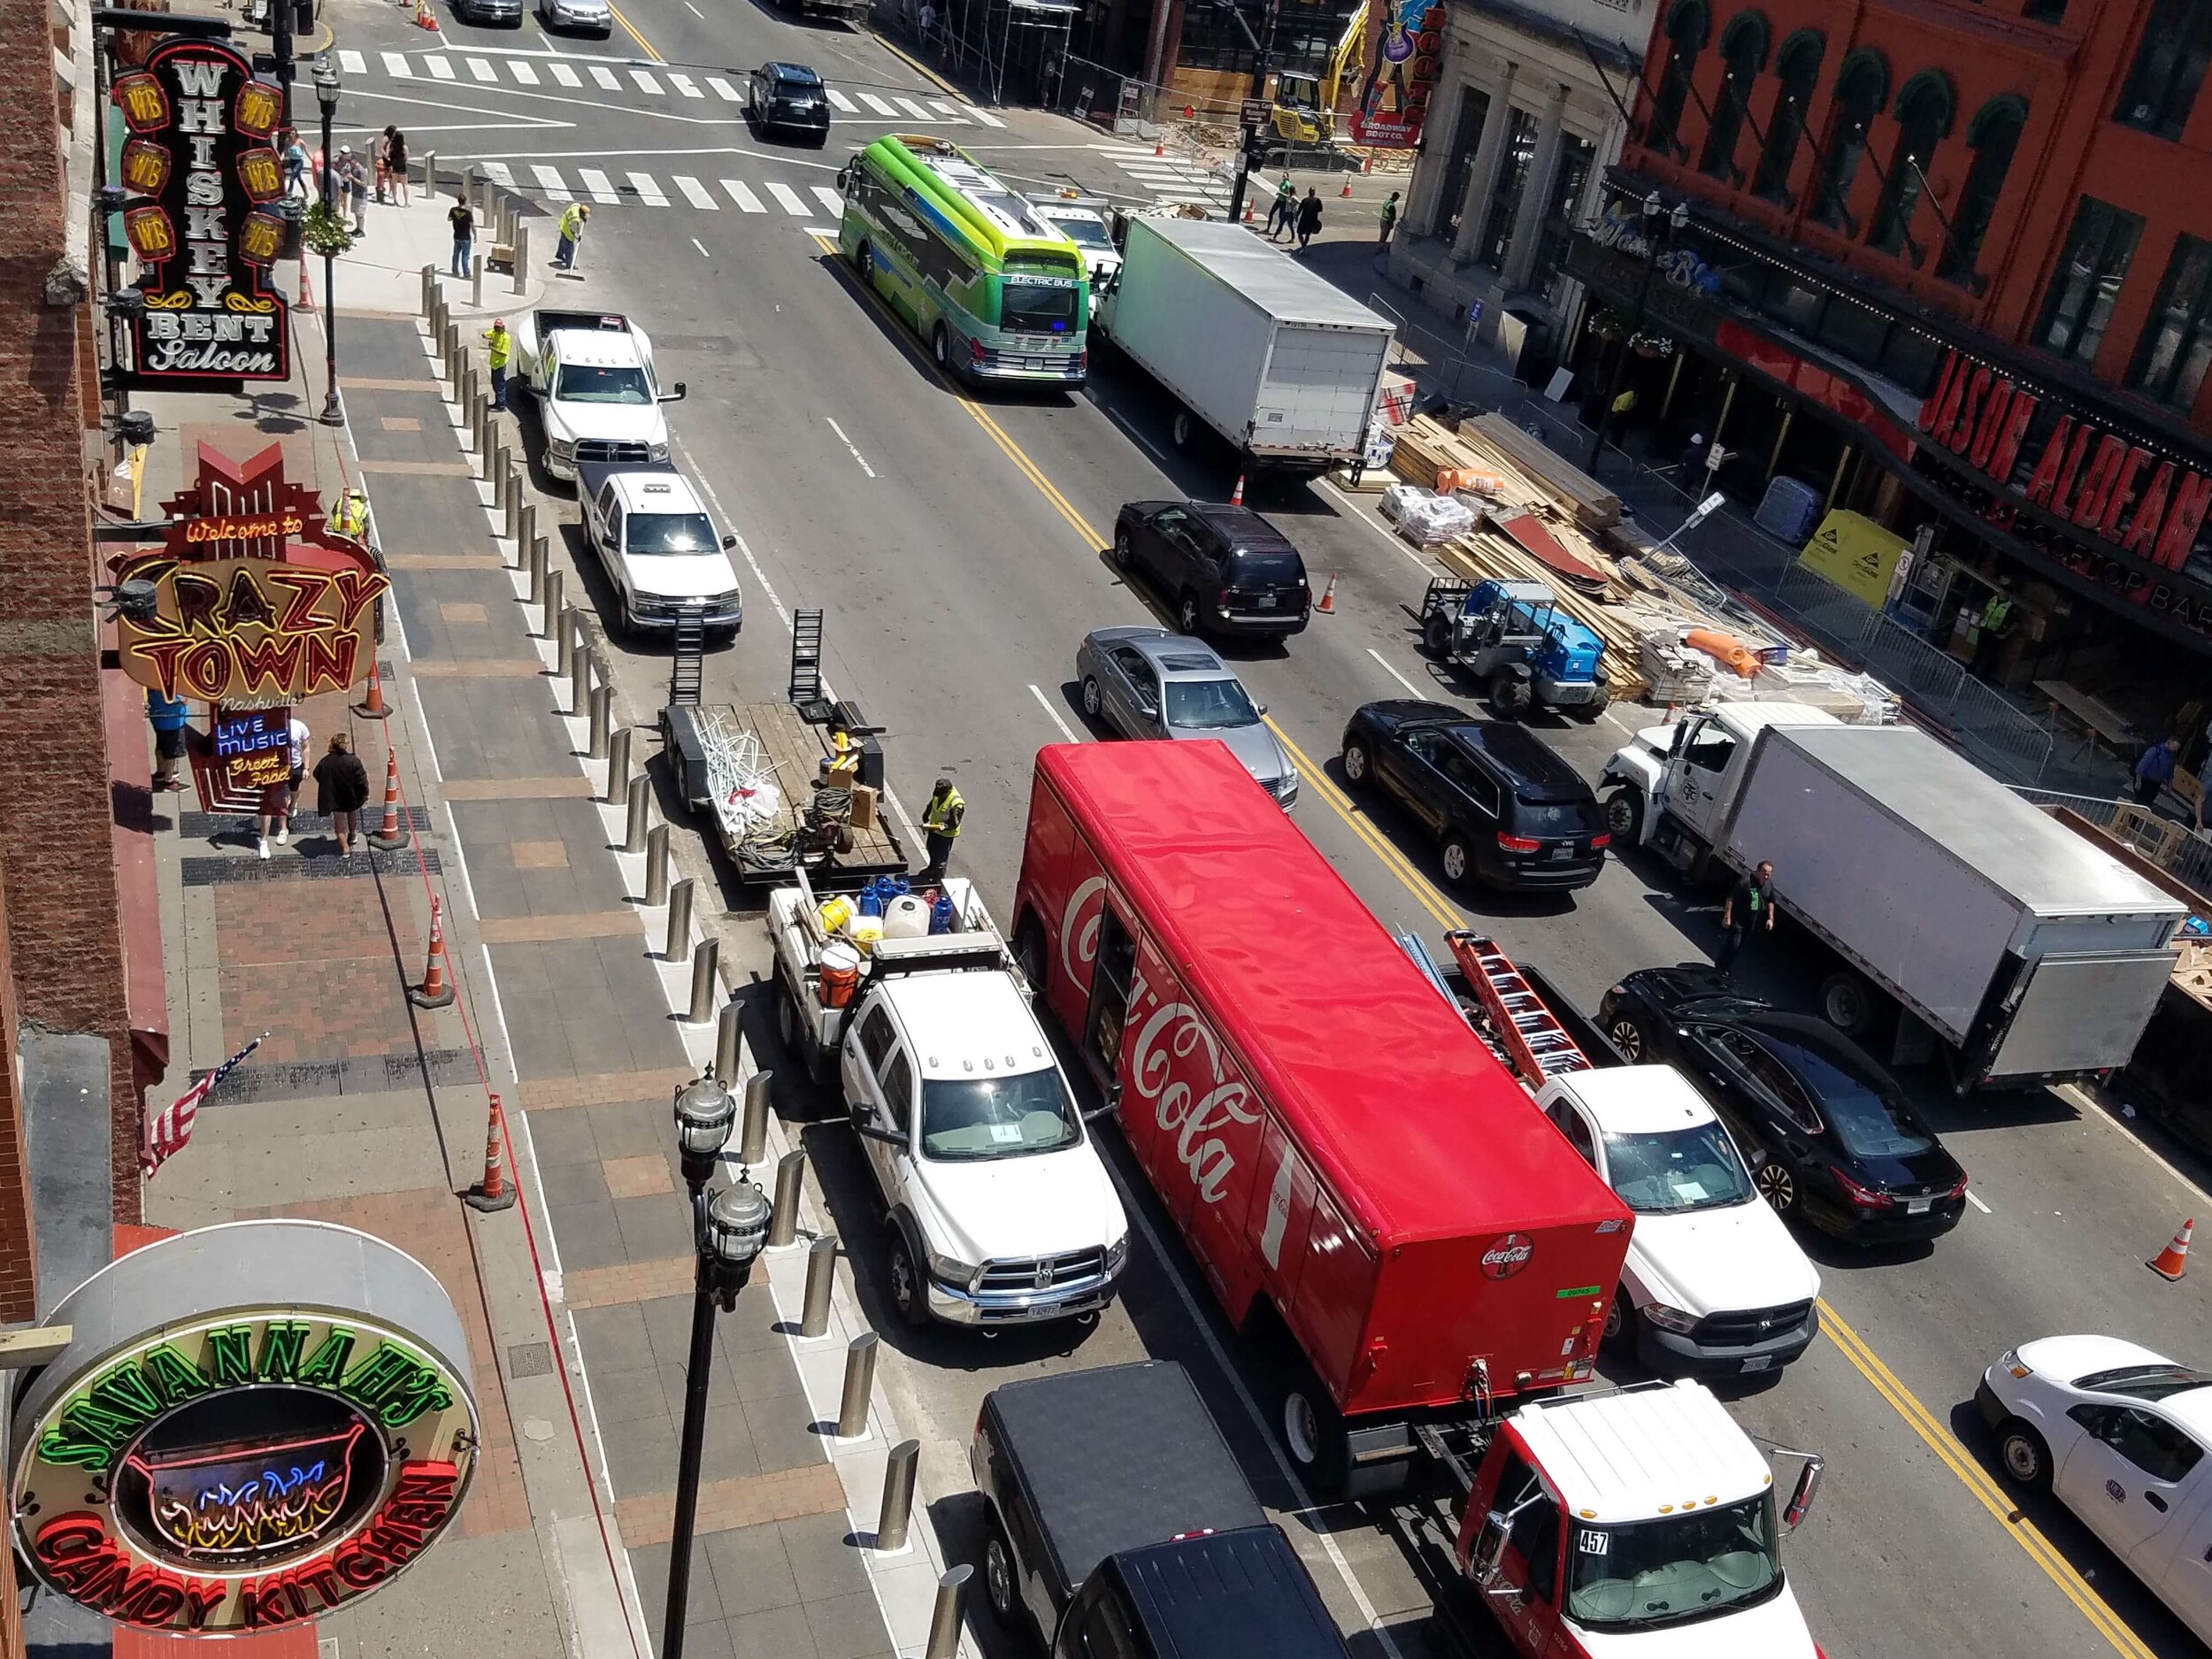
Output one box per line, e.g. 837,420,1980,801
553,201,589,271
339,147,369,234
2133,734,2181,807
1378,190,1400,248
313,733,371,856
147,688,190,791
918,0,935,46
448,199,475,277
386,127,411,205
282,130,310,198
919,776,965,882
1295,188,1323,250
372,128,391,204
1267,173,1295,239
256,714,312,858
483,319,512,411
1715,859,1776,973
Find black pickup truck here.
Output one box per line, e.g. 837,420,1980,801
970,1361,1350,1659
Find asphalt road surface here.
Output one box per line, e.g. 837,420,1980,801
327,0,2212,1652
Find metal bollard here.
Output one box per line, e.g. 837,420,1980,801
767,1149,806,1248
687,939,720,1025
740,1070,771,1165
645,825,671,906
926,1565,973,1659
472,250,485,307
571,630,593,716
588,684,612,759
444,319,460,378
514,502,534,571
528,535,549,605
425,150,437,200
713,988,742,1079
556,602,578,679
605,726,633,806
514,224,531,295
540,571,563,641
470,390,488,460
836,1333,878,1438
482,425,500,483
876,1440,920,1552
504,460,523,538
664,876,694,960
801,1235,837,1338
420,265,434,317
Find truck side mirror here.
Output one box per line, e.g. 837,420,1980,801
849,1100,905,1146
1669,722,1690,757
1082,1079,1123,1124
660,381,688,403
722,534,739,550
1471,1511,1512,1586
1783,1453,1824,1532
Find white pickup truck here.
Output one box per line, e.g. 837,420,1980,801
513,310,687,482
575,461,743,636
765,879,1129,1330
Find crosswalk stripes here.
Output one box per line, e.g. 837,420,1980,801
532,164,572,202
722,180,765,211
859,92,897,116
384,51,412,76
590,65,620,90
893,96,935,122
626,171,670,205
968,105,1007,127
668,72,703,97
468,58,497,81
338,49,365,73
549,61,580,87
509,60,539,84
578,167,620,203
811,185,845,215
765,182,809,216
826,88,857,112
675,175,718,209
630,68,662,95
708,76,741,101
480,161,516,186
426,56,455,80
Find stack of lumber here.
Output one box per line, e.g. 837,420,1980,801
1464,414,1620,529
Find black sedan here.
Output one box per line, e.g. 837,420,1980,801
1110,500,1310,640
748,63,833,143
1598,967,1968,1243
1339,701,1607,891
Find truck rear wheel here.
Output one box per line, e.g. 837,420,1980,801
1602,1288,1637,1358
1820,971,1875,1036
1013,916,1048,1002
1279,1374,1350,1494
1171,407,1195,450
982,1523,1022,1628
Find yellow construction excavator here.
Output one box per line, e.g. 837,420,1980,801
1267,0,1368,150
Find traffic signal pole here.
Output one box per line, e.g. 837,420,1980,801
1218,0,1279,228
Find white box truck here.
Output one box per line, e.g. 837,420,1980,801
1601,704,2185,1091
1093,216,1393,476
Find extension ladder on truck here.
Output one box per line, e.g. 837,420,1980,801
1445,932,1591,1087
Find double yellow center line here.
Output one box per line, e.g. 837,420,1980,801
810,224,2152,1657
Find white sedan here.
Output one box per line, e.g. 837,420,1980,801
1979,1334,2212,1641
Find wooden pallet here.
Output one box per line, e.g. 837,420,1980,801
718,702,905,886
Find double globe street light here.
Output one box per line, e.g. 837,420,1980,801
312,57,344,426
664,1075,771,1659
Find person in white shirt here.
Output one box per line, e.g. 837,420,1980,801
257,716,313,858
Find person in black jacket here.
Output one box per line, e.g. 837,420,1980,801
1295,188,1324,250
313,733,372,856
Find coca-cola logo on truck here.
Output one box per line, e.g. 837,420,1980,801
1128,996,1263,1206
1480,1233,1534,1280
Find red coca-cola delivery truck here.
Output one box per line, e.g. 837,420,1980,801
1010,741,1633,1494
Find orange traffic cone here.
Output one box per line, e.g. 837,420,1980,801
367,747,406,850
354,664,391,720
2152,1219,2194,1279
1243,195,1255,223
1154,136,1164,157
410,895,457,1009
1230,473,1246,507
297,257,314,313
415,0,439,28
1340,173,1353,198
1316,572,1338,613
464,1092,517,1210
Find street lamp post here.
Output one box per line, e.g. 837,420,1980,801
314,60,343,426
1586,191,1688,471
664,1077,770,1659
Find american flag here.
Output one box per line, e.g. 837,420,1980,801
142,1033,263,1177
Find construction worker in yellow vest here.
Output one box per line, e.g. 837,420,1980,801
482,318,512,411
553,202,589,272
330,487,369,540
920,777,964,882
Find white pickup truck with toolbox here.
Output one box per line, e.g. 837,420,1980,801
512,309,687,481
765,878,1129,1330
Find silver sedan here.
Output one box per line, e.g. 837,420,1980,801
538,0,611,33
1074,627,1299,809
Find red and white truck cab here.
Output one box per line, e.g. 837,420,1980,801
1456,1380,1825,1657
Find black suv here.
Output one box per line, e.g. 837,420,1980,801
1110,500,1311,640
748,62,832,143
1340,700,1607,891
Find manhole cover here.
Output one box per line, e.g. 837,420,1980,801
508,1340,554,1379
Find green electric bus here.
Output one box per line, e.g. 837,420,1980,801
835,134,1089,387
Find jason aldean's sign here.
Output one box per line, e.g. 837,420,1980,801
112,36,290,385
111,441,388,703
9,1221,479,1634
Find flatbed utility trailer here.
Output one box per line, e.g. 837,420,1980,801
662,699,906,889
765,872,1008,1080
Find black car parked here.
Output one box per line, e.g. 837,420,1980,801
1598,967,1969,1244
748,62,832,143
1340,700,1607,891
1110,500,1310,640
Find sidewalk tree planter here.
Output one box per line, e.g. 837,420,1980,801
303,202,356,257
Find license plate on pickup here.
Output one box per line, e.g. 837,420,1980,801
1906,1197,1932,1214
1742,1355,1773,1372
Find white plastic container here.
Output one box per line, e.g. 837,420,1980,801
883,895,931,940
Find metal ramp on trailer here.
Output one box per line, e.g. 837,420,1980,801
1445,932,1592,1088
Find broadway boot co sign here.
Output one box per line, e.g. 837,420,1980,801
9,1222,479,1633
112,36,291,385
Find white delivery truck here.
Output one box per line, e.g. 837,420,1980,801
1601,704,2185,1091
1092,215,1393,476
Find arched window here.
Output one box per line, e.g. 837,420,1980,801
1938,95,2028,285
1752,31,1824,202
1701,12,1770,181
1811,50,1887,232
1647,0,1710,162
1869,70,1955,258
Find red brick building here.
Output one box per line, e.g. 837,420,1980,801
1564,0,2212,738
